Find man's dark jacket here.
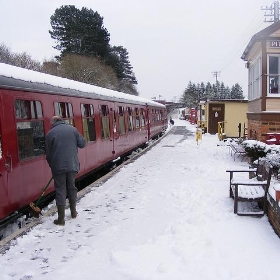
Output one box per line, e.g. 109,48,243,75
45,120,86,176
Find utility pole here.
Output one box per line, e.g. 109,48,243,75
212,71,220,83
262,0,280,23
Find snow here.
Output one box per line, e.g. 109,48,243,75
1,116,280,280
0,63,164,108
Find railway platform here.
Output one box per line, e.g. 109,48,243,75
1,118,280,280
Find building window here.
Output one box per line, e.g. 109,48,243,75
81,104,96,142
54,102,74,125
248,56,261,100
118,106,126,135
99,105,110,139
268,55,280,94
15,100,45,160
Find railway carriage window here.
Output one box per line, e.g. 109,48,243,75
151,109,156,123
113,111,117,133
140,108,146,127
54,102,74,125
135,108,140,129
127,107,134,131
15,100,29,119
118,106,125,135
99,105,110,139
156,110,160,121
14,100,45,161
81,104,96,142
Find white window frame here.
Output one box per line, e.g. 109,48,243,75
248,55,262,101
267,54,280,96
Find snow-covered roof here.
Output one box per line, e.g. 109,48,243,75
0,63,165,108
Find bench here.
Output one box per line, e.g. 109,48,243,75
229,142,247,161
226,159,272,216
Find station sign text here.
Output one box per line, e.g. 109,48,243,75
270,40,280,48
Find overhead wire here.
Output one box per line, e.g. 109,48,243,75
218,8,270,73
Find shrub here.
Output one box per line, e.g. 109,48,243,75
265,146,280,178
241,140,271,163
241,140,280,178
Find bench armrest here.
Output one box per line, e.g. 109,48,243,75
232,181,267,186
226,168,257,173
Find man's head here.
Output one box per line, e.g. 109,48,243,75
51,116,63,125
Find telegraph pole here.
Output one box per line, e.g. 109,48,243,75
262,1,280,23
212,71,220,83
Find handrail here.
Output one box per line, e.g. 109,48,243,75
218,121,226,141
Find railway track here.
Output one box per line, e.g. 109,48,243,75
0,128,173,253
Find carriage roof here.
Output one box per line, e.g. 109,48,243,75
0,63,165,108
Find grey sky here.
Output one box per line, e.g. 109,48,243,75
0,0,275,101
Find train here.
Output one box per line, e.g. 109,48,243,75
0,63,168,224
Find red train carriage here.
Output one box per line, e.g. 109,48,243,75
0,63,167,222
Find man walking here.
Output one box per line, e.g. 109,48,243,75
45,116,86,226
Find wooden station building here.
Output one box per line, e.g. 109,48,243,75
242,21,280,142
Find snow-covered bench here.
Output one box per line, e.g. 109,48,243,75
226,159,272,216
229,142,247,161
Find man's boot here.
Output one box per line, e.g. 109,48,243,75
69,201,78,218
54,205,65,226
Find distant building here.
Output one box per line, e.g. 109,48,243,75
242,21,280,142
198,99,248,138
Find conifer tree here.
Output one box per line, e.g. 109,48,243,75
230,83,244,99
49,5,111,58
107,46,137,85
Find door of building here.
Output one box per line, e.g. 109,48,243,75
208,104,225,134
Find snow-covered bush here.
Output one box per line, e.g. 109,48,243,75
241,140,280,178
241,140,271,162
265,146,280,178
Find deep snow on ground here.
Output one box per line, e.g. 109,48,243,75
1,117,280,280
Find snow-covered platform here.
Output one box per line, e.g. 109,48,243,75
1,119,280,280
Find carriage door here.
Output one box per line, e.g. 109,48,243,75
208,104,225,134
0,98,9,215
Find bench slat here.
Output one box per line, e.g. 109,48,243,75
232,185,265,199
227,159,272,216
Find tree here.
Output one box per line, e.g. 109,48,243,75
230,83,244,99
59,53,119,89
107,46,137,83
49,5,138,94
41,59,60,76
180,80,245,108
180,81,199,108
49,5,111,58
0,43,40,71
0,43,13,64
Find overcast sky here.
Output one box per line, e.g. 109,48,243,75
0,0,276,101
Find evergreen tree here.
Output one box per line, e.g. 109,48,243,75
180,80,245,109
224,86,231,99
180,81,199,108
107,46,137,85
49,5,111,58
49,5,138,94
205,82,213,99
230,83,244,99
